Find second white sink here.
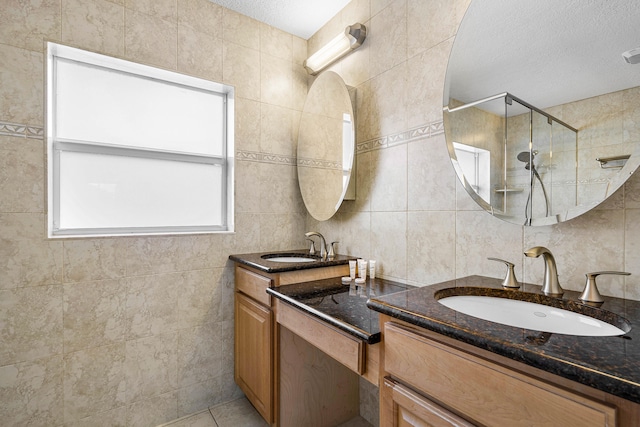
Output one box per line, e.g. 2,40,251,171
439,294,627,337
261,255,316,263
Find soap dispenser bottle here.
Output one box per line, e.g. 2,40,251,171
488,257,520,289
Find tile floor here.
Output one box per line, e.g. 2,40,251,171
159,397,373,427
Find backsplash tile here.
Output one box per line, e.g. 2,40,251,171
455,210,523,279
524,208,626,296
371,211,407,280
407,211,456,286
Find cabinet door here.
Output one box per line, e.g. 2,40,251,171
235,292,273,423
383,322,617,427
382,378,475,427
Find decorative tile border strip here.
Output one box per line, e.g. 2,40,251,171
357,119,444,154
2,117,443,157
297,157,341,170
0,120,44,139
236,150,296,166
237,120,443,166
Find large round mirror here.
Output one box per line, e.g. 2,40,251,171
443,0,640,226
298,71,355,221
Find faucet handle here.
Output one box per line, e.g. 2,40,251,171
306,238,316,255
488,257,520,289
579,271,631,305
328,241,338,258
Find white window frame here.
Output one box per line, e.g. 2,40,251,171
46,43,234,238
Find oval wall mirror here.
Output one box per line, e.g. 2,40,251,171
298,71,355,221
443,0,640,226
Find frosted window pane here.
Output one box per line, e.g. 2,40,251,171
55,59,224,156
58,151,222,229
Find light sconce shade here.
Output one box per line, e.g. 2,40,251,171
304,23,367,75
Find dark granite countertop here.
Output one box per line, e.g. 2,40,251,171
367,275,640,404
267,277,412,344
229,249,356,273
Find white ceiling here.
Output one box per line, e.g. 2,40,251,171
446,0,640,112
207,0,351,39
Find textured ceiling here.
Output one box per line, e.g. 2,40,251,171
445,0,640,112
207,0,351,39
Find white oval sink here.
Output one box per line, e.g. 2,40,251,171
439,295,627,337
262,256,316,263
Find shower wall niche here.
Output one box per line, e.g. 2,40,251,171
444,93,578,225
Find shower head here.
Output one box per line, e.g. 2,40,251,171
517,151,538,170
517,151,535,162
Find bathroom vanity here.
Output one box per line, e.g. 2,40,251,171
231,252,640,426
368,276,640,426
230,250,353,425
230,251,411,426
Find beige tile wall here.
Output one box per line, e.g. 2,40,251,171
2,0,640,425
0,0,308,425
306,0,640,303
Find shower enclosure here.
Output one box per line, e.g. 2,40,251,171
444,93,578,225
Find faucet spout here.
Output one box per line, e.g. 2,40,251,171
524,246,563,297
305,231,327,259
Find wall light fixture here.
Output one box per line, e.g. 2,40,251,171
622,47,640,64
303,23,367,75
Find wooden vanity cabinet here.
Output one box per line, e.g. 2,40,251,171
379,315,640,427
234,266,274,423
233,263,350,426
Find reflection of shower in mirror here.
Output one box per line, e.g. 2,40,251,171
444,92,577,225
516,150,536,170
517,150,550,225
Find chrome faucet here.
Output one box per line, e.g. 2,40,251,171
305,231,327,259
524,246,564,297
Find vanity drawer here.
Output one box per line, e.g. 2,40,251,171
383,322,617,427
235,266,272,306
276,300,364,374
382,377,474,427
